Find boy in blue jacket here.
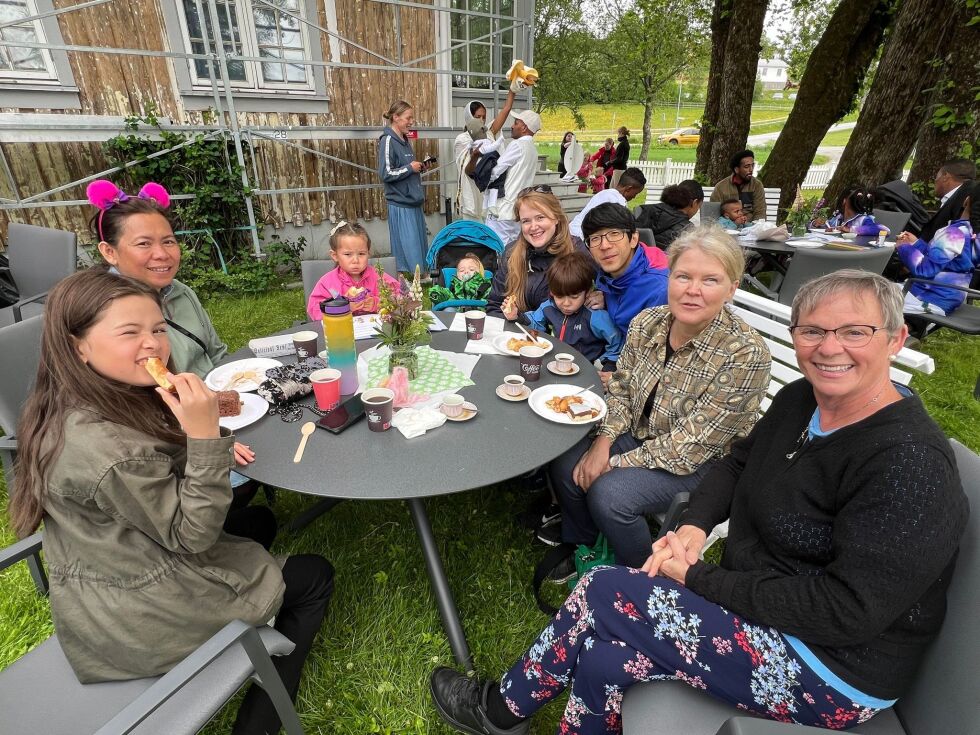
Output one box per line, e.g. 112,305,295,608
525,252,623,370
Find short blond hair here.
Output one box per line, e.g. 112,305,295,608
667,225,745,284
792,270,904,334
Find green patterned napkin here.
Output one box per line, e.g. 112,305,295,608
365,346,475,394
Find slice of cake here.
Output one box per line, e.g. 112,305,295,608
216,390,243,417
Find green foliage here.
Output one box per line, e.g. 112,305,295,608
101,102,303,297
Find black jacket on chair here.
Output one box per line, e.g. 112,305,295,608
920,182,973,241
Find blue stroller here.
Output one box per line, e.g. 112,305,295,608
425,221,505,312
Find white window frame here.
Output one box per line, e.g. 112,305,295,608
0,0,59,82
173,0,316,94
449,0,516,91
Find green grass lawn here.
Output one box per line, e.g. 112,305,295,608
1,285,978,734
819,128,853,147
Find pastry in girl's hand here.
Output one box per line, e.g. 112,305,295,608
144,357,176,393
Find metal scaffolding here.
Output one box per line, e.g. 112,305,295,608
0,0,535,254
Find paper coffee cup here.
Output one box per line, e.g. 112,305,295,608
504,374,525,396
464,310,486,340
519,346,545,383
442,394,465,417
360,388,394,432
292,330,319,363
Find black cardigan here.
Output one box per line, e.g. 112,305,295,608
684,379,967,700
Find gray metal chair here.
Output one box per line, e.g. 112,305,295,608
0,533,305,735
0,223,77,326
0,315,44,486
637,228,657,250
700,201,721,224
872,209,911,236
623,439,980,735
301,257,398,306
776,246,895,306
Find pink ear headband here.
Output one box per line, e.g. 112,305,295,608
86,179,171,241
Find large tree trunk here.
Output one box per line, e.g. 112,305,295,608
758,0,893,217
907,0,980,189
640,97,654,160
698,0,769,184
694,0,732,179
824,0,959,208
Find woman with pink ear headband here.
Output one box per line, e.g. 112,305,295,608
87,179,227,378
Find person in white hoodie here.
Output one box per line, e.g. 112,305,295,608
453,93,516,221
483,109,543,245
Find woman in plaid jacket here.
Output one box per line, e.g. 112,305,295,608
548,225,771,567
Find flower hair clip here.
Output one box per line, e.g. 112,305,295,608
86,179,171,241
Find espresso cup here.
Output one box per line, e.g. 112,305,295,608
441,394,465,418
503,374,525,396
360,388,394,432
554,352,575,373
292,330,319,363
518,346,545,383
309,368,341,411
464,310,486,340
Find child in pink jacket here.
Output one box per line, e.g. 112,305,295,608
306,222,401,320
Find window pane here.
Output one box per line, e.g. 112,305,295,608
0,0,49,74
469,42,490,74
253,0,307,84
182,0,246,81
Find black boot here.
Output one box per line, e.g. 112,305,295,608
429,668,529,735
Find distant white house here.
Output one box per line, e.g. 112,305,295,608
757,58,789,90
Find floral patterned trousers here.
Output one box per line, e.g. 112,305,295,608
500,566,885,734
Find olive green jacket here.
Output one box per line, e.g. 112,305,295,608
42,410,284,683
162,279,227,378
709,175,767,221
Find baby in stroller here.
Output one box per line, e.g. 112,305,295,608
429,253,492,306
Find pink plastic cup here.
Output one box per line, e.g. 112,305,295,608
310,368,342,411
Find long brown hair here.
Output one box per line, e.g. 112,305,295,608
505,191,575,312
9,270,185,538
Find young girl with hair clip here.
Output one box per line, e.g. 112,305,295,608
306,221,402,320
823,186,889,236
485,189,587,321
8,269,333,735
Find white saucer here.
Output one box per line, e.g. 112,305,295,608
443,401,478,421
547,361,580,376
495,384,530,402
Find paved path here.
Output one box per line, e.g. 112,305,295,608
747,120,856,146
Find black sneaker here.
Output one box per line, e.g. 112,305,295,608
539,503,561,528
430,668,530,735
535,521,563,547
514,491,551,530
547,553,576,584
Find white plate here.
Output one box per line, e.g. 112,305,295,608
491,333,554,357
527,384,607,425
547,360,580,376
219,392,269,431
205,358,282,392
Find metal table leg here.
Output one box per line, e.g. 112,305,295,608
287,497,344,533
406,497,474,672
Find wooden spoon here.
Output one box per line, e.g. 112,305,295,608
293,421,316,463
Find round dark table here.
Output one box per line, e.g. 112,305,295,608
225,312,600,670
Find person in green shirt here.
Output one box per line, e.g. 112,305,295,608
89,180,265,523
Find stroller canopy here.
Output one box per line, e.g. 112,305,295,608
425,220,506,272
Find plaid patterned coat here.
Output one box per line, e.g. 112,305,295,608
598,305,771,473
